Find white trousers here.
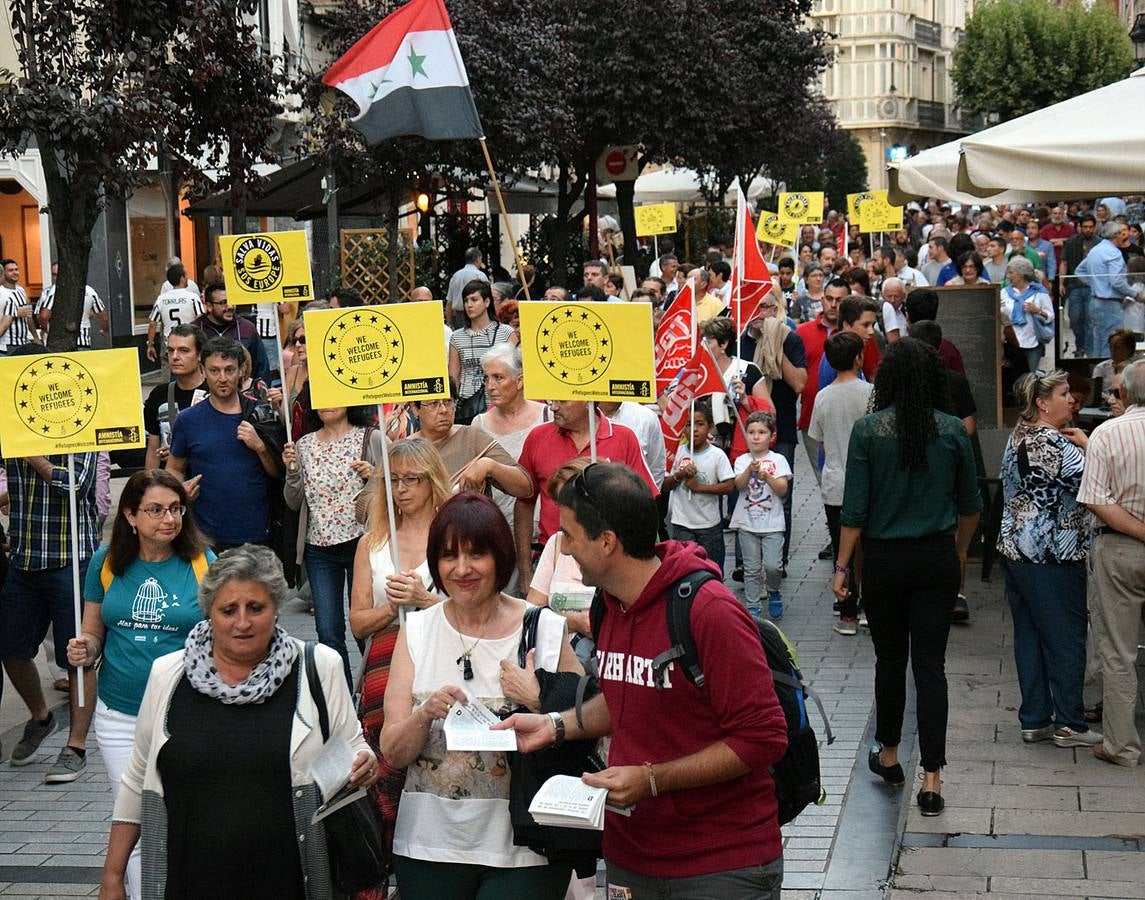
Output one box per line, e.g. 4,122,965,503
93,699,141,900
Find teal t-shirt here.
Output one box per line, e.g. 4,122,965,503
83,545,214,716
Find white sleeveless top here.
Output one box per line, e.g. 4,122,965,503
392,598,566,867
368,541,434,605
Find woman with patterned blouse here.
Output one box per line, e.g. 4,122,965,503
999,370,1097,750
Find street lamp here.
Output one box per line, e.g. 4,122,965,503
1131,13,1145,69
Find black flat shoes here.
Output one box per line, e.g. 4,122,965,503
868,750,905,786
917,790,944,816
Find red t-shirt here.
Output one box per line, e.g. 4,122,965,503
795,316,879,430
1040,222,1076,267
517,416,657,545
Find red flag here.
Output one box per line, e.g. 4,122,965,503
837,218,848,255
654,283,694,393
731,187,773,334
658,345,729,471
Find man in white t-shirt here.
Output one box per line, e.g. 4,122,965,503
0,259,37,353
159,256,199,296
147,262,203,362
879,277,909,343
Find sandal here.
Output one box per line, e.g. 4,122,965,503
1084,704,1103,724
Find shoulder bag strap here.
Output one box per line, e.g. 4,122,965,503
360,425,376,460
517,605,543,667
167,381,178,432
304,641,331,742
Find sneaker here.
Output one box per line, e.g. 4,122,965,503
833,617,858,636
768,592,784,620
818,542,834,560
952,594,970,623
1021,724,1055,743
9,713,57,766
858,610,869,628
44,746,86,784
1052,726,1102,748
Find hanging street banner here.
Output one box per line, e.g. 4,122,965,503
756,211,799,249
847,191,875,223
519,301,655,402
0,348,145,456
218,230,314,305
777,191,825,224
857,190,905,233
634,203,678,237
305,301,449,407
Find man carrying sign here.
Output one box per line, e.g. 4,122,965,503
0,450,99,782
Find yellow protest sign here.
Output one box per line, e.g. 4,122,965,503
218,230,314,305
519,301,654,402
857,190,904,233
777,191,825,224
0,348,144,456
304,301,449,407
756,212,799,249
847,191,875,222
634,203,678,237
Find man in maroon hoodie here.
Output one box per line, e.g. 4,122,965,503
499,462,788,898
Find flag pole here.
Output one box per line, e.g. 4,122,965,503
375,403,405,625
479,138,531,301
588,401,598,462
67,454,85,708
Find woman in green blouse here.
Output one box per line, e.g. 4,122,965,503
831,338,982,817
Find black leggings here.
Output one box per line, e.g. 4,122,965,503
862,534,959,773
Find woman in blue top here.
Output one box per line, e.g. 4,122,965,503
67,469,212,900
998,371,1096,750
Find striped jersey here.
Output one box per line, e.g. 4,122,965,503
149,288,204,337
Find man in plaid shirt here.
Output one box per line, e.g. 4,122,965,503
0,451,99,782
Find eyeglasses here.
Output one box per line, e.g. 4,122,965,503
421,399,455,410
138,504,186,520
294,335,306,345
389,474,426,488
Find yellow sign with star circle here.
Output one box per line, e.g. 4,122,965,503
304,301,449,407
519,301,654,402
0,348,144,456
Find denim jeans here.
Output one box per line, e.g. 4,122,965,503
304,537,360,687
1065,284,1090,354
1087,297,1124,357
1001,557,1087,731
739,530,783,608
824,504,858,618
672,523,726,576
862,534,959,772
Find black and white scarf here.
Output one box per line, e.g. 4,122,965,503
184,620,299,705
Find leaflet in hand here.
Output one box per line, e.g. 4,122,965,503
443,694,518,752
310,734,356,801
528,774,632,830
549,582,595,613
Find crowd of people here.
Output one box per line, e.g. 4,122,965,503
0,193,1140,900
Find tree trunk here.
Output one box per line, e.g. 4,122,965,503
552,157,572,288
614,178,639,277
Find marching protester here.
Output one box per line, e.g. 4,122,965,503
448,280,514,425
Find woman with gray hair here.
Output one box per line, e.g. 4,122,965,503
998,371,1096,750
100,544,379,900
470,343,548,532
1002,254,1054,373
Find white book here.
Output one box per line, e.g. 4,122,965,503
527,774,632,830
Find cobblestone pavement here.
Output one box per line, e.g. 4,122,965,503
1,469,1141,899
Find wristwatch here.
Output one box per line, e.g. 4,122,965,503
548,711,565,748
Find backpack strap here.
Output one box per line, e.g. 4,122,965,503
773,670,835,744
650,571,716,691
100,556,113,592
190,552,209,585
303,640,331,743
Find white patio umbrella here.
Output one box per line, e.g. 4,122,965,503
597,166,774,204
889,68,1145,203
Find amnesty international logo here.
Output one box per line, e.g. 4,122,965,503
323,309,404,390
232,236,284,293
535,305,613,386
14,356,98,439
782,193,809,220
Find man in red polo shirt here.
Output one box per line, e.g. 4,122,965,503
514,399,656,588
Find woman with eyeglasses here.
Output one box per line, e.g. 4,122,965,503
283,404,384,686
350,439,451,880
66,470,213,900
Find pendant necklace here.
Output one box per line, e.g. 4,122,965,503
454,605,498,681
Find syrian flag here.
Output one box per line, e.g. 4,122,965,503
322,0,484,145
658,345,729,471
729,184,773,335
654,282,695,393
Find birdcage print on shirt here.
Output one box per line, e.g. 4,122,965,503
132,577,168,624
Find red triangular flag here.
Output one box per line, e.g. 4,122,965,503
731,186,773,334
654,283,694,393
658,344,730,470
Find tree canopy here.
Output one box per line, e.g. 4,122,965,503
953,0,1133,124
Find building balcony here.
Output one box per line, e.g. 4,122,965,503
914,18,941,46
917,99,946,128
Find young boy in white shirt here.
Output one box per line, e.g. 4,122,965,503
665,400,734,574
730,411,792,619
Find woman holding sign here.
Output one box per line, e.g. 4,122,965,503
68,470,212,900
380,493,581,900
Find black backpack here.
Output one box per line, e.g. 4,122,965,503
592,571,833,825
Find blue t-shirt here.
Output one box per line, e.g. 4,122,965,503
83,546,214,716
170,399,271,544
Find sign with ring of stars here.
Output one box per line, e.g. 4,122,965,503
304,301,449,407
0,348,144,456
519,301,655,402
218,230,313,305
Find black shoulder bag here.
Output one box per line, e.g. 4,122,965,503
303,641,389,894
506,607,604,877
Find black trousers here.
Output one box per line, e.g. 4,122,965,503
862,533,959,773
824,505,858,618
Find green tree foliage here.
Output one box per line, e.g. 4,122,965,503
823,131,869,210
953,0,1133,124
